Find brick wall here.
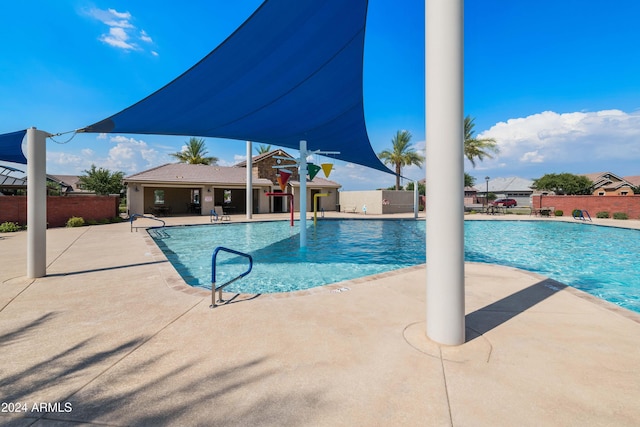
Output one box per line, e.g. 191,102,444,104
533,195,640,219
0,196,120,227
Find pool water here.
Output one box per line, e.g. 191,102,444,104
151,219,640,313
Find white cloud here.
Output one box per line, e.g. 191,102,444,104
103,136,162,172
85,7,156,54
479,110,640,168
139,30,153,43
519,150,544,163
100,27,135,50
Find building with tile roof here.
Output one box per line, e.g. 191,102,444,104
124,150,341,216
581,172,636,196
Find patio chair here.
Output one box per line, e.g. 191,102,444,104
213,205,231,221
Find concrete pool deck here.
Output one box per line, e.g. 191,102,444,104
1,213,640,426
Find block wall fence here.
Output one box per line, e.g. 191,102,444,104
0,196,120,228
533,195,640,218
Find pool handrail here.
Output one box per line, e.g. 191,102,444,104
210,246,253,308
130,213,166,232
572,209,592,222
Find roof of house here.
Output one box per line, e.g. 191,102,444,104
623,176,640,187
234,149,294,168
486,177,534,193
290,177,341,188
124,163,273,186
581,172,633,190
48,175,83,191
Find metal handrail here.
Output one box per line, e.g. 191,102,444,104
210,246,253,308
130,213,166,232
572,209,592,222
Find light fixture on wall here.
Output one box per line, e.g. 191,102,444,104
134,185,139,192
207,187,211,193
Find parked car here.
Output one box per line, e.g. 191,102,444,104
492,198,517,207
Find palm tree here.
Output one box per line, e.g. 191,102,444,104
255,144,272,154
464,115,498,167
170,137,218,165
378,130,425,190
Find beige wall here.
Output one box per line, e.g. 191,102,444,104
338,190,414,214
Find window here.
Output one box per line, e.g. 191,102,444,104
154,190,165,204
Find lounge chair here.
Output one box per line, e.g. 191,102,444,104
211,206,231,222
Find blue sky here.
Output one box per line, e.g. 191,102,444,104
2,1,640,190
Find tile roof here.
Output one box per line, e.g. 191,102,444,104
290,176,341,188
623,176,640,187
124,163,272,186
486,177,534,192
234,149,293,167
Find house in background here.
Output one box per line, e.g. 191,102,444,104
623,175,640,190
124,150,341,217
48,175,89,194
234,149,341,213
476,177,534,207
582,172,636,196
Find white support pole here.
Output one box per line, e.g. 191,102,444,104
425,0,465,345
246,141,253,219
413,180,419,219
299,140,307,249
27,127,48,278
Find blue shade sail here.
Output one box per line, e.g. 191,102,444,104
0,130,27,164
80,0,392,174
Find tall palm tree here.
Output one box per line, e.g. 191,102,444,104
170,137,218,165
464,115,498,167
255,144,272,154
378,130,425,190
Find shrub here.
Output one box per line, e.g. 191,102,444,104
596,211,610,219
613,212,628,220
66,217,85,227
554,210,563,216
0,221,22,232
110,216,124,223
572,209,582,217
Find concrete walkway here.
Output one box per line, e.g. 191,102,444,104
1,214,640,426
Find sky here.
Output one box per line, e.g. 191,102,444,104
1,1,640,190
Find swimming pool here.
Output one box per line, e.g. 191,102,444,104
151,219,640,313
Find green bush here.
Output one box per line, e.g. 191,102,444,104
66,217,85,227
613,212,628,220
110,216,124,223
0,221,22,232
554,210,563,216
596,211,610,219
572,209,582,217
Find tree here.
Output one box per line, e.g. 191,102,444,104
78,165,124,195
531,173,593,195
378,130,425,190
464,115,499,167
405,181,425,195
255,144,272,154
170,137,218,165
464,172,476,188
